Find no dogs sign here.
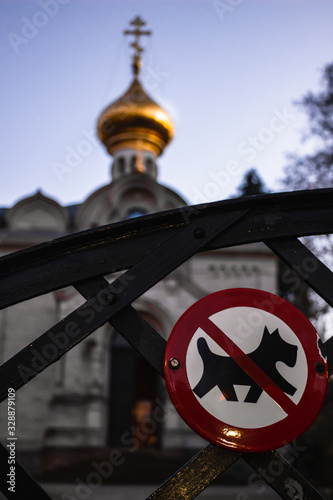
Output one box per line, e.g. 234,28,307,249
164,288,328,452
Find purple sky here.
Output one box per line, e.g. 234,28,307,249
1,0,333,208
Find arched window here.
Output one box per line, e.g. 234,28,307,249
108,332,161,448
145,158,153,173
108,312,165,449
117,157,125,175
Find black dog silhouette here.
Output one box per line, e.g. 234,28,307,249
193,327,298,403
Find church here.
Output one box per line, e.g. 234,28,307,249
0,17,277,482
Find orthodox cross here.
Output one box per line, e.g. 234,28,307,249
124,16,152,77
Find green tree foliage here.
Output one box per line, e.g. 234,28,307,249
282,62,333,190
281,62,333,323
281,62,333,495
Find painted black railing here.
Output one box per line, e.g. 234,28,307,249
0,188,333,499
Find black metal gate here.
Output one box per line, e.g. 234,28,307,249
1,188,333,499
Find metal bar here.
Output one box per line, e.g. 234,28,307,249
0,442,52,500
265,237,333,374
75,267,331,500
146,443,241,500
1,189,333,310
77,280,244,498
108,235,333,499
0,192,332,500
77,278,319,500
75,277,166,376
0,210,247,402
244,450,326,500
266,237,333,308
75,279,246,499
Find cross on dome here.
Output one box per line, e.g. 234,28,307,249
124,16,152,77
97,17,174,164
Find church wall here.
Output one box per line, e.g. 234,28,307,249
0,294,58,451
192,244,277,295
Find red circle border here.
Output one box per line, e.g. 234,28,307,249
164,288,328,453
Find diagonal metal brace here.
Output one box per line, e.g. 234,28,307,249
0,209,247,402
146,444,240,500
265,237,333,374
244,450,326,499
75,275,328,500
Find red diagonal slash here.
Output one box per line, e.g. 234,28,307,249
201,317,297,415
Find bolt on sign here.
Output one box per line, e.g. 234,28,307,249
164,288,328,453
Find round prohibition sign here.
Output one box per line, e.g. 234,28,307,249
164,288,328,453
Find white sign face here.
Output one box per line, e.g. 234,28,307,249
186,307,307,429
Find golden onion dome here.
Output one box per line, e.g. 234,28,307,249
97,77,174,157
